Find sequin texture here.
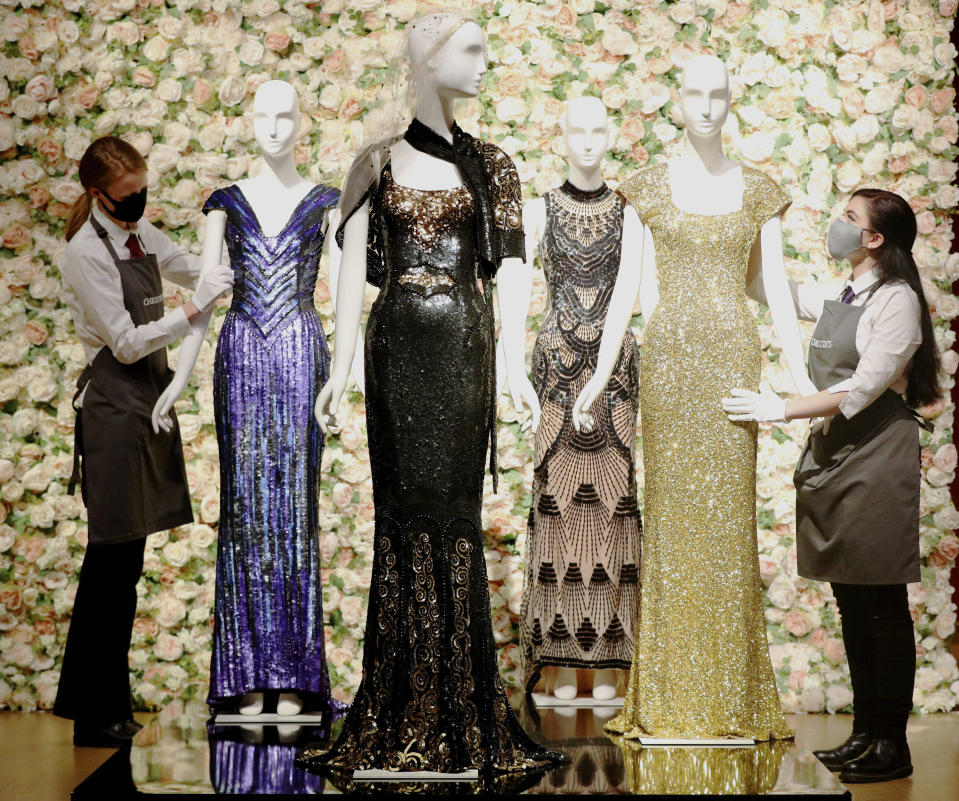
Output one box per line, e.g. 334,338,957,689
202,184,345,716
521,183,642,690
607,163,793,740
299,144,563,775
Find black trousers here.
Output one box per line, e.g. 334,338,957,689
832,582,914,742
54,538,146,725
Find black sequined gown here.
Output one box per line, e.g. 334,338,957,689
301,154,560,775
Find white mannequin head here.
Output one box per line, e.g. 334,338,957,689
251,80,300,157
678,54,730,138
408,12,486,102
560,97,613,171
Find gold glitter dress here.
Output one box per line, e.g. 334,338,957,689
608,163,793,740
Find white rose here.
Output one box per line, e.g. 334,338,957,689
156,595,188,628
303,37,325,59
0,460,13,483
238,38,265,67
934,185,959,209
149,144,179,175
935,294,959,321
0,118,13,151
176,413,202,442
21,463,53,493
198,122,225,151
825,683,853,711
495,97,528,124
27,373,57,403
739,131,775,162
12,409,40,437
891,104,920,134
767,574,797,609
30,503,55,529
800,687,825,713
162,540,190,568
873,45,905,74
601,25,637,57
156,78,182,103
835,54,867,83
154,632,183,661
162,121,192,151
57,20,80,45
143,35,169,63
2,14,29,41
652,121,678,144
861,146,887,176
12,96,42,120
641,82,671,115
864,85,898,115
218,76,246,107
852,114,879,144
189,524,216,552
0,524,15,552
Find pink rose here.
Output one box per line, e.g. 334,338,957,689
25,75,56,102
133,617,159,637
323,49,345,73
938,535,959,560
888,155,910,173
6,642,34,668
758,555,778,583
630,143,650,166
331,482,353,509
18,33,38,60
338,98,361,120
788,669,807,690
915,211,937,235
940,0,958,16
27,185,50,209
22,319,48,345
132,67,156,88
809,626,828,648
931,88,955,115
823,638,846,665
2,224,31,250
75,83,99,110
339,425,361,451
264,32,290,52
0,588,21,611
154,632,183,661
905,86,927,108
192,79,213,106
784,609,811,637
933,443,957,472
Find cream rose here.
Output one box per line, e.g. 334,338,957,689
601,26,637,57
864,85,898,115
218,76,246,107
154,632,184,661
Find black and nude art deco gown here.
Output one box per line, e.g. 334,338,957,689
520,182,642,691
300,131,561,776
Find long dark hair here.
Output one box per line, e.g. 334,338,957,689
66,137,146,242
852,188,941,407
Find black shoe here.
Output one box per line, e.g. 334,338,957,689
839,738,913,783
813,731,875,771
116,718,143,737
73,720,138,747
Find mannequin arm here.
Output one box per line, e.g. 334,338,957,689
754,218,818,396
634,212,658,325
151,210,226,433
497,254,540,431
495,198,544,430
572,210,646,431
314,201,368,433
327,208,365,394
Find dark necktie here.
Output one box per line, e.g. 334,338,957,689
125,233,146,259
840,285,855,304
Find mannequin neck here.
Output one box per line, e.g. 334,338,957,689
414,90,456,142
566,161,605,192
681,130,729,174
254,150,304,189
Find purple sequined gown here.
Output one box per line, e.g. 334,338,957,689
202,184,344,715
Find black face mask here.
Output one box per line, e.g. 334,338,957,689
99,187,147,223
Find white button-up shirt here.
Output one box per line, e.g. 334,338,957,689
789,268,922,419
61,204,202,366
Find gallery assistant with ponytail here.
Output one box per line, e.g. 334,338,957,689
53,137,232,747
724,188,941,784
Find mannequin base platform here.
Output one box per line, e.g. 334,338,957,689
72,698,851,798
353,768,478,782
638,736,756,747
531,692,625,708
213,712,327,725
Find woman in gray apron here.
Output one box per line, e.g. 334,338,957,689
723,188,940,783
52,138,232,746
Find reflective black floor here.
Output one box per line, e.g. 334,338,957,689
73,697,850,798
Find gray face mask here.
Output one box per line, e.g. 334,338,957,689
827,218,870,260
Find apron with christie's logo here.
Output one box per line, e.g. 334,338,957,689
68,216,193,543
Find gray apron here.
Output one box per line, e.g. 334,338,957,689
793,284,921,584
68,217,193,543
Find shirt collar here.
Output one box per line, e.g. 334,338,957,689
845,267,879,298
91,202,138,246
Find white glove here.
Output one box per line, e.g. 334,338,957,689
722,383,788,423
192,261,234,311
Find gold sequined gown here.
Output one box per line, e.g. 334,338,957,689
608,163,792,740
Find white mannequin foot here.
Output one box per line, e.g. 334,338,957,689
276,692,303,716
592,669,617,700
553,668,578,700
238,692,264,716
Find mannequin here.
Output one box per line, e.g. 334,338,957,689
300,11,561,779
576,54,801,741
502,97,642,704
154,80,343,720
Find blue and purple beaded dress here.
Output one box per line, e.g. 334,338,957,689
202,184,344,716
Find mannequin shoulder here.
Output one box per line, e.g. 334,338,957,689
312,182,341,209
474,138,520,177
617,163,666,218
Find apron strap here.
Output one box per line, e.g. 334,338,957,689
68,366,93,497
89,215,122,263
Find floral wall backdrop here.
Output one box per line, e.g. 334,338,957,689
0,0,957,715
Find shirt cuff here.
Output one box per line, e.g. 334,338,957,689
838,390,869,420
825,379,854,394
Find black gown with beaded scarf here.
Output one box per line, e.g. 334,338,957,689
297,132,563,777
